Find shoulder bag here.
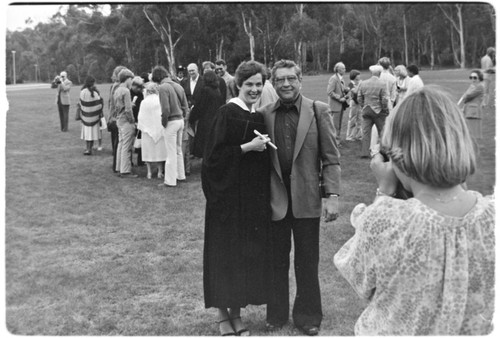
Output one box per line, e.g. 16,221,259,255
312,101,327,198
75,102,82,121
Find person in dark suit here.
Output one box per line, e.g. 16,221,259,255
259,59,341,336
183,63,204,109
182,63,204,171
130,76,145,166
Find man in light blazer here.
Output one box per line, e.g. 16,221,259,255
258,59,341,336
357,64,389,158
327,62,348,142
55,71,72,132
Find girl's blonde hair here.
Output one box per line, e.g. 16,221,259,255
381,85,476,188
144,81,159,96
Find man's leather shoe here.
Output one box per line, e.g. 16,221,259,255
298,325,319,336
265,322,283,332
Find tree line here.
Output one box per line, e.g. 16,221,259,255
5,2,495,85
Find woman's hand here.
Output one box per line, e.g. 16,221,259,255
241,135,270,153
370,153,399,195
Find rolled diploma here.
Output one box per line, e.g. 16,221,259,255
253,129,277,149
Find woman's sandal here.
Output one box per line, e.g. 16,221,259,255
217,318,236,336
230,316,250,336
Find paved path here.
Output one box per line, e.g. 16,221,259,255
6,83,51,92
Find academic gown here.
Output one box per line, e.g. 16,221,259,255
201,102,271,308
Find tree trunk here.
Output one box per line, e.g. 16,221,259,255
361,28,365,69
241,11,255,60
378,39,382,61
327,36,331,72
430,34,435,70
450,23,460,66
166,31,177,74
457,4,465,69
339,22,345,55
316,41,323,72
302,42,307,72
143,7,179,75
216,36,224,60
438,3,465,69
403,12,408,66
125,37,133,64
296,4,304,69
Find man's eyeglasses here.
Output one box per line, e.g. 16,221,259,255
274,76,299,85
469,76,478,80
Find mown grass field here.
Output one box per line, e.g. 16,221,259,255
4,69,495,335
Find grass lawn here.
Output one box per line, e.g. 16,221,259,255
4,69,495,335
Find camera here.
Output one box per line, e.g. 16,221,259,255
372,144,413,200
51,76,62,88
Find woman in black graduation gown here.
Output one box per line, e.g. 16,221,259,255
202,61,272,336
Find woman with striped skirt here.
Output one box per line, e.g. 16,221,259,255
80,76,104,155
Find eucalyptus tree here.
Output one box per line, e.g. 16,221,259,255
438,3,466,68
289,4,319,71
142,3,195,75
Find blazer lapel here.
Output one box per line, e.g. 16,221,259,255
264,103,283,181
293,96,314,163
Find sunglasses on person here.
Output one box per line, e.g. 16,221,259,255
469,75,478,80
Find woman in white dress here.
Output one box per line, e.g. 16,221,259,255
137,82,167,179
394,65,410,107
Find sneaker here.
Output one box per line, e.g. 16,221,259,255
97,147,103,151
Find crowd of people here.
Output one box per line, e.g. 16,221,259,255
52,49,495,336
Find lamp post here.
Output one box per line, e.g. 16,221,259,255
12,50,16,85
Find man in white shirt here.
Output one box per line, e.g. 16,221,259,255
184,63,202,108
181,63,203,176
406,64,424,97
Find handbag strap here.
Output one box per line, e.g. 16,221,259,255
312,100,321,154
312,100,323,169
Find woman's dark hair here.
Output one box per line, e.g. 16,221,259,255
151,66,169,83
82,75,99,97
407,64,419,75
140,72,150,84
349,69,361,81
203,70,219,90
235,61,266,88
470,69,484,81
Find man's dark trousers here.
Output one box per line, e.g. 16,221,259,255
110,124,119,172
361,106,388,157
267,187,322,328
58,102,69,132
